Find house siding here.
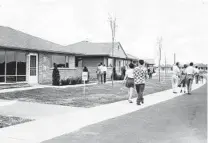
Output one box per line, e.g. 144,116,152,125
82,57,104,67
81,57,104,80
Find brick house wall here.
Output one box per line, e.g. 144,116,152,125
38,52,82,84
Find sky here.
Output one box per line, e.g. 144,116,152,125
0,0,207,65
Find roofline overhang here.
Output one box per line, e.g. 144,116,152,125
0,45,84,55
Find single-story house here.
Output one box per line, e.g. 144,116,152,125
0,26,83,84
65,41,131,80
144,59,155,67
126,53,139,65
160,64,172,71
194,63,207,70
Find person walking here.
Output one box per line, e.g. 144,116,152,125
149,67,153,79
133,60,148,105
99,63,104,84
102,64,107,83
96,64,101,84
178,64,187,93
172,62,180,94
199,67,204,84
185,62,197,94
195,66,199,84
123,63,135,103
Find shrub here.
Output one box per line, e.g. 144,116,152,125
52,64,60,86
70,78,76,85
75,77,82,84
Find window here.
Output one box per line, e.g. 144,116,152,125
0,50,5,82
0,50,27,83
108,58,113,67
17,52,26,75
17,52,26,81
75,57,82,67
52,55,69,68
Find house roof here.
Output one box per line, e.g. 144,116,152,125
0,26,80,55
144,59,155,65
65,41,127,58
194,63,207,68
126,53,139,61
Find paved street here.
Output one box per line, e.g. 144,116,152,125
43,84,207,143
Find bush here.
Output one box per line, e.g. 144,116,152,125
75,77,82,84
59,76,86,86
70,78,76,85
61,78,71,85
52,64,60,86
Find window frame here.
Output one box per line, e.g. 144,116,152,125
51,54,75,69
52,54,69,68
0,49,27,83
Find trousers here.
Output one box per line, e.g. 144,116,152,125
186,74,194,93
135,84,145,102
172,75,178,92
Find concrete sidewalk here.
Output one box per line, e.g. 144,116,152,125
0,80,206,143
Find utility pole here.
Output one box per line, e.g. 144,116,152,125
158,37,162,82
165,53,167,79
174,53,176,64
109,16,117,86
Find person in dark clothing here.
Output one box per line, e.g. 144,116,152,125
102,64,107,83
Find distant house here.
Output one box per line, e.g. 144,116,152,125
65,41,129,79
126,53,139,66
0,26,82,84
144,59,155,67
195,63,207,70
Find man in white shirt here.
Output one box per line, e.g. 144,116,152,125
185,62,196,94
172,62,180,93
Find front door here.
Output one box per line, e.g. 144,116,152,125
28,53,38,84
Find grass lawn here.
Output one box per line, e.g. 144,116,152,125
0,78,172,108
0,115,32,128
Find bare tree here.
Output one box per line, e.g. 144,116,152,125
157,36,162,82
109,15,117,86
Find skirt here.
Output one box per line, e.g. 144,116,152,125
125,78,134,88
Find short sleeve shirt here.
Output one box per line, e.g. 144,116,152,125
185,66,196,75
133,66,147,84
126,69,134,78
172,65,180,76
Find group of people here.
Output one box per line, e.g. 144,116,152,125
172,62,205,95
123,59,148,105
96,63,107,84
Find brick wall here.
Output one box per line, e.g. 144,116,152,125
38,53,82,84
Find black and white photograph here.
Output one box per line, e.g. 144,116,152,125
0,0,207,142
